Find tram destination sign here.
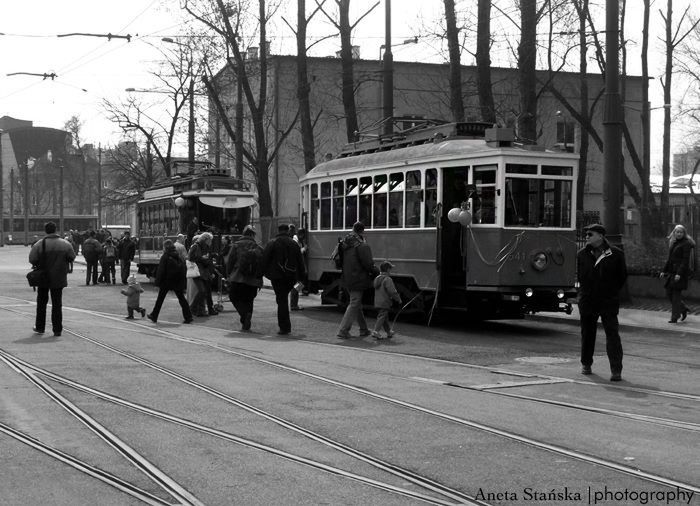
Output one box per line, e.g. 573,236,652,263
143,186,175,200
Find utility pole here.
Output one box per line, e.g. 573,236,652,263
98,145,102,228
603,0,622,242
188,77,195,169
9,168,14,243
59,159,64,236
23,158,29,246
382,0,393,136
235,61,244,180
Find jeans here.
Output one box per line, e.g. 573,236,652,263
150,288,192,322
120,259,131,284
580,309,623,373
666,288,688,321
338,290,368,333
86,260,99,285
374,308,392,334
192,277,214,314
229,282,258,328
102,261,116,284
272,278,295,332
35,287,63,334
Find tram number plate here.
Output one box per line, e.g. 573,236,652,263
506,252,527,262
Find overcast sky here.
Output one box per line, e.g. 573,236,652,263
0,1,686,168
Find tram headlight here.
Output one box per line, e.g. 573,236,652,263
557,289,565,299
174,196,186,207
524,288,534,297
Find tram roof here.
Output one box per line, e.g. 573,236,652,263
302,138,575,181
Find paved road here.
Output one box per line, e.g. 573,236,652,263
1,245,698,505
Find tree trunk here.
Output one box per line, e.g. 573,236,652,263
297,0,316,172
518,0,538,143
443,0,464,122
339,0,359,142
476,0,496,124
660,0,672,232
577,0,589,212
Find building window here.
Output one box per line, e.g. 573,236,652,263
556,120,575,152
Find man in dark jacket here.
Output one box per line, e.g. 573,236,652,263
337,221,378,339
227,225,263,331
262,223,306,335
29,221,76,337
148,239,192,324
118,231,136,284
81,230,102,285
577,223,627,381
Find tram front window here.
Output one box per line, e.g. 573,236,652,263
505,178,572,227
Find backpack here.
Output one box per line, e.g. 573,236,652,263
105,244,116,261
238,241,263,278
330,238,344,269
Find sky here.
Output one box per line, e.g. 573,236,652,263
0,0,688,168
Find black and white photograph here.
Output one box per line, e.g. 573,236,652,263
1,1,699,504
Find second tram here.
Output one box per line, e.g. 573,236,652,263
136,161,256,276
299,122,579,319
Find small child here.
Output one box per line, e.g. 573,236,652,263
121,275,146,319
372,261,401,340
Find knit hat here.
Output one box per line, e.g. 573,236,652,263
127,275,136,285
380,261,395,272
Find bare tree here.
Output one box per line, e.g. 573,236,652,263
476,0,496,124
659,2,700,227
518,0,540,144
184,0,300,227
317,0,379,142
443,0,464,122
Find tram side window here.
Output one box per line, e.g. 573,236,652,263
424,168,438,227
473,165,497,224
405,170,422,227
373,175,388,228
320,182,331,230
310,184,319,230
359,176,372,226
332,180,344,230
505,178,572,227
389,172,404,228
345,178,358,229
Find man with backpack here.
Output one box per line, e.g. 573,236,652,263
337,221,378,339
262,223,306,335
226,225,264,331
101,238,118,284
81,230,102,285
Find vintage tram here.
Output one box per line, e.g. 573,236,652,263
299,122,579,319
136,161,256,276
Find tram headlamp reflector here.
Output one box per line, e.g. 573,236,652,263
174,196,186,207
524,288,534,297
557,289,565,299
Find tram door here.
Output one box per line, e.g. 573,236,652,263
441,167,470,288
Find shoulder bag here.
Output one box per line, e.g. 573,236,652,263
27,239,48,287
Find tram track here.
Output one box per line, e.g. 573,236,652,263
2,302,699,496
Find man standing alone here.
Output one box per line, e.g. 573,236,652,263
337,221,378,339
81,230,102,285
118,231,136,284
29,222,76,337
577,223,627,381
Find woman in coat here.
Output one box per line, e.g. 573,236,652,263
662,224,695,323
148,239,193,324
188,232,218,316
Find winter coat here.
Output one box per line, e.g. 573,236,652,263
340,232,377,292
663,237,694,291
373,273,401,309
121,282,144,307
118,238,136,262
188,241,214,280
262,233,306,281
28,234,77,289
576,240,627,312
226,235,263,287
155,246,187,291
81,237,102,262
